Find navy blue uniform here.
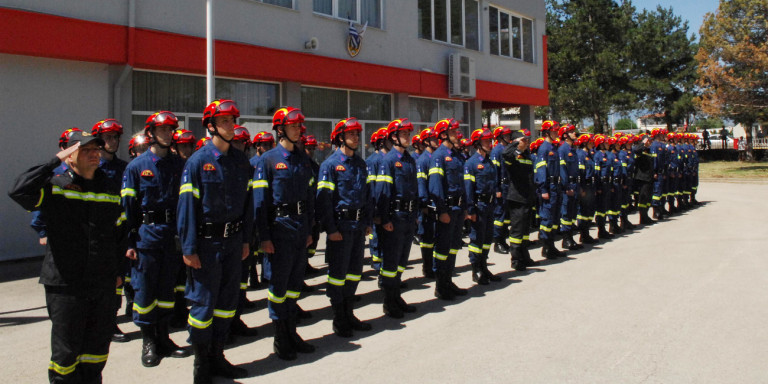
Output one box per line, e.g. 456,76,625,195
416,150,436,275
558,141,580,234
177,144,253,344
121,150,184,325
428,144,466,273
490,143,510,243
464,152,498,264
606,150,622,226
576,147,597,229
252,143,314,320
316,149,372,305
594,148,611,232
375,149,418,288
534,141,561,240
650,140,665,208
365,151,383,270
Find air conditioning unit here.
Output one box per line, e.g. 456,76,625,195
448,53,476,99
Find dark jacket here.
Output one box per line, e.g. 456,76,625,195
632,143,654,183
502,144,535,205
8,157,127,293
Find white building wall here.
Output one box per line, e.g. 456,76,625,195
1,54,111,260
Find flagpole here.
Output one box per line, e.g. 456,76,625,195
206,0,215,105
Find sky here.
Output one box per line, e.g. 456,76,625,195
630,0,721,39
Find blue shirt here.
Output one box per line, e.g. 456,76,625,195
463,152,498,215
416,150,433,205
428,144,466,214
375,148,418,223
535,140,560,195
558,141,579,191
316,149,372,233
99,156,128,186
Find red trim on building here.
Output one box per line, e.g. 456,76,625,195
1,8,548,106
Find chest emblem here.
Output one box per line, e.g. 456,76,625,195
549,152,555,156
336,165,346,172
477,164,485,170
275,162,288,170
203,163,216,171
395,161,402,168
141,169,155,177
568,153,573,157
445,156,452,162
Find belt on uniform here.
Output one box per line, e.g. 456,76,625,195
601,176,612,183
142,209,175,225
583,177,595,185
336,208,363,221
549,176,560,184
198,220,243,238
275,201,306,217
569,176,579,184
446,195,463,207
476,193,494,204
391,199,416,213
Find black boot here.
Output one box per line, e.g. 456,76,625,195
288,317,316,354
248,263,261,290
579,227,598,244
561,233,581,250
156,317,190,358
192,343,212,384
510,246,526,271
210,341,247,379
609,220,621,235
639,209,654,225
545,239,566,259
522,246,539,266
434,270,456,301
272,320,296,361
480,258,501,282
305,260,322,276
420,248,435,278
331,302,353,337
382,287,404,319
229,316,259,338
112,323,129,343
620,216,634,231
301,282,315,293
396,286,417,313
449,276,468,296
344,297,372,331
140,325,161,367
493,240,510,254
471,261,489,285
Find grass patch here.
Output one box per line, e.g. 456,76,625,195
699,161,768,179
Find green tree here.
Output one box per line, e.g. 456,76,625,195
696,0,768,160
546,0,636,133
690,117,724,131
629,6,699,130
615,118,638,131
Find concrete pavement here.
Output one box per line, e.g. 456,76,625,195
2,181,767,383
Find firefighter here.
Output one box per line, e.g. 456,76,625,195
606,136,623,235
121,111,190,366
374,118,419,317
464,128,501,284
592,135,614,240
302,135,323,279
230,125,251,154
416,127,439,278
9,131,126,383
129,132,149,159
172,129,197,161
366,128,390,275
252,107,316,361
557,124,583,250
429,118,469,300
575,134,598,244
170,129,196,329
502,129,538,270
178,100,252,381
412,133,423,159
618,135,635,230
491,126,513,254
632,133,655,224
316,117,374,337
535,121,566,258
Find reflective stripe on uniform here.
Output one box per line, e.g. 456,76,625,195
428,167,444,176
51,186,120,204
133,300,158,314
380,268,397,278
213,309,235,318
268,290,286,303
188,315,212,329
328,276,345,286
508,236,523,244
468,245,482,253
317,181,336,191
376,175,394,184
179,183,200,198
433,252,448,261
419,242,434,249
346,274,361,282
252,180,269,189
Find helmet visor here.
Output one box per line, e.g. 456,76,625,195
215,101,240,117
154,112,179,128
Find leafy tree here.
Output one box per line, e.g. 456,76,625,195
615,118,638,130
696,0,768,160
690,117,724,131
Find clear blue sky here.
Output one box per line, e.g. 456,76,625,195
631,0,721,39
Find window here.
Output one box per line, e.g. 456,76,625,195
258,0,293,8
301,86,392,159
418,0,480,50
132,71,279,140
313,0,382,28
408,97,470,137
489,6,535,63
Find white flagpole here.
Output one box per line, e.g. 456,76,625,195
206,0,215,105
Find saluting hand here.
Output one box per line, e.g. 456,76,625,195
56,142,80,161
184,254,202,269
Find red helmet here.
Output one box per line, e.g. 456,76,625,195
92,119,123,136
145,111,179,135
253,131,275,145
434,118,460,136
203,99,240,127
618,136,629,146
302,135,318,147
420,127,436,141
553,138,561,147
558,124,576,138
129,133,148,154
493,126,513,139
233,125,251,143
373,127,389,143
331,117,363,144
470,128,493,145
173,129,196,145
387,118,414,136
614,132,623,138
541,120,559,131
667,133,675,140
675,133,684,140
606,137,617,146
59,127,83,149
593,134,606,147
412,134,422,145
575,134,590,146
196,137,210,151
272,107,304,130
530,138,545,152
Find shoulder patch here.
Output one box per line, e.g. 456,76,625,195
445,156,452,162
394,161,402,168
275,162,287,170
336,165,346,172
568,152,573,157
549,152,555,156
63,183,82,192
203,163,216,171
141,169,155,177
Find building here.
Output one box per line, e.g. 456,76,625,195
0,0,548,260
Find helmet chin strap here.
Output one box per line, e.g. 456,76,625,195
391,133,406,149
277,126,298,145
210,123,233,144
148,129,172,149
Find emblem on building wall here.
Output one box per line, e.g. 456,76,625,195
347,21,367,57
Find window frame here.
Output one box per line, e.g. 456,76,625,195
252,0,295,9
488,5,536,63
419,0,480,50
312,0,383,29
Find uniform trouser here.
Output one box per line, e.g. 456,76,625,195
468,203,494,264
132,246,183,325
433,208,464,273
492,196,510,241
379,214,415,289
45,286,113,384
264,225,307,321
506,200,531,262
369,224,381,271
419,210,436,271
652,175,665,207
186,237,242,344
637,181,652,209
538,186,561,240
560,186,579,232
577,184,596,228
120,262,135,311
594,184,610,227
326,227,365,305
308,222,320,259
620,185,631,217
607,183,622,223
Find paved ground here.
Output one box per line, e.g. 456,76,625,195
2,181,767,383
